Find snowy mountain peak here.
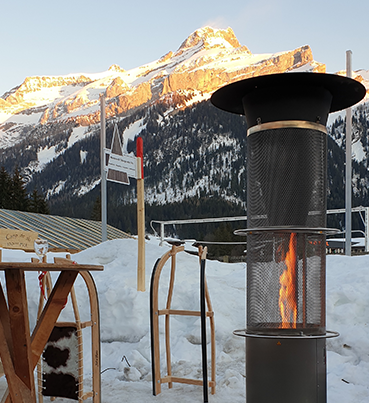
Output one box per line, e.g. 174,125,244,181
176,26,246,53
108,64,125,73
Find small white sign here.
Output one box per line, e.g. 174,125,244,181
107,153,137,178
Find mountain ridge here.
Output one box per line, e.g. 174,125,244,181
0,26,368,233
0,26,327,132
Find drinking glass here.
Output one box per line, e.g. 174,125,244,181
34,238,48,263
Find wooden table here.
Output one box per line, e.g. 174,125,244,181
0,261,103,403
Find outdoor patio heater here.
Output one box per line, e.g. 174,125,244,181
211,72,365,403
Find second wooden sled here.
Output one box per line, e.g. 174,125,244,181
150,244,216,400
36,255,101,403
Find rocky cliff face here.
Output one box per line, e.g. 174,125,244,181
161,45,323,96
1,26,326,135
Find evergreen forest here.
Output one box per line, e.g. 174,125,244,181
0,97,369,260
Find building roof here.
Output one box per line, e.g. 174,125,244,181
0,209,133,252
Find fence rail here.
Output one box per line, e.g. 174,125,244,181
150,206,369,252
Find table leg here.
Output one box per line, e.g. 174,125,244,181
0,270,79,403
2,270,36,403
0,284,12,359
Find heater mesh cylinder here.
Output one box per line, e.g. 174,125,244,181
247,127,327,228
246,126,327,335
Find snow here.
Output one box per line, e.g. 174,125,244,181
0,238,368,402
68,126,89,149
352,138,366,162
121,118,146,154
80,149,88,164
37,145,57,166
46,180,66,198
75,177,101,197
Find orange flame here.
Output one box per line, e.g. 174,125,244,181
279,233,298,328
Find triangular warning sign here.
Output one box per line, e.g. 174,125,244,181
111,124,124,155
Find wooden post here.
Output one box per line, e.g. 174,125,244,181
136,137,145,291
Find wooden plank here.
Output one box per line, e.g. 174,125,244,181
0,313,26,403
161,376,216,387
5,270,35,392
137,178,145,291
70,286,84,401
81,391,94,400
0,229,38,251
158,309,213,317
81,320,93,328
0,262,103,271
0,284,12,358
165,248,177,389
53,257,75,265
0,274,36,403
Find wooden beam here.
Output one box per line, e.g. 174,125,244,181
5,270,35,392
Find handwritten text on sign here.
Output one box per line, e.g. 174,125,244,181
0,229,39,251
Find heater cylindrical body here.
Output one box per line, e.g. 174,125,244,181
245,123,328,402
246,337,326,403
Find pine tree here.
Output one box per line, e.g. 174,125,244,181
0,166,12,209
11,167,29,211
90,196,102,221
29,189,50,214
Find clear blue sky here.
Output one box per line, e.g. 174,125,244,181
1,0,368,97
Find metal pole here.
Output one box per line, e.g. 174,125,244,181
136,137,145,292
365,207,369,252
345,50,352,256
200,255,209,403
100,93,107,242
160,223,165,246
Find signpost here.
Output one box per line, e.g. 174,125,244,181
346,51,352,256
136,137,145,292
100,94,107,242
100,97,145,291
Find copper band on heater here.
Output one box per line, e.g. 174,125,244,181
247,120,327,136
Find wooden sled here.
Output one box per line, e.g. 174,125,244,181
36,255,101,403
150,244,216,402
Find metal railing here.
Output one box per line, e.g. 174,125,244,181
150,206,369,252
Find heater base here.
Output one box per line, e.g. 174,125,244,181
246,336,326,403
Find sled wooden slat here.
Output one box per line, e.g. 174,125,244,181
158,309,214,317
161,376,216,387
